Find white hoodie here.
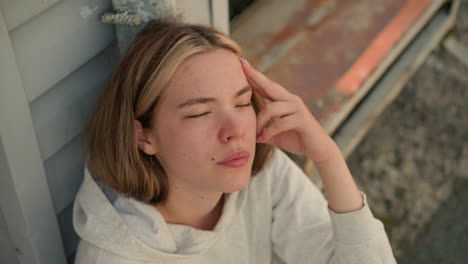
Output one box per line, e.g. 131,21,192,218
73,148,397,263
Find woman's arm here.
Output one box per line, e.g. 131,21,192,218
313,143,363,213
240,58,362,213
267,148,396,264
240,58,397,264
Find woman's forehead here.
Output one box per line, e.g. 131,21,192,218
167,49,248,98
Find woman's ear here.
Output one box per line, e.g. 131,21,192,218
134,120,158,155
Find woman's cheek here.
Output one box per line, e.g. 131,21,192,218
182,118,218,142
247,109,258,137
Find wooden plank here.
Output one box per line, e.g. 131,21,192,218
300,0,458,186
0,0,61,31
231,0,315,61
0,209,19,264
210,0,230,35
230,0,447,138
334,0,459,158
0,12,67,264
44,135,84,214
31,45,119,161
323,0,445,134
9,0,115,102
335,0,433,95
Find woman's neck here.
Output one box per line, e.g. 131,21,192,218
154,188,225,231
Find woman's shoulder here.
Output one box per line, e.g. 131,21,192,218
249,148,318,210
261,148,304,176
252,147,307,189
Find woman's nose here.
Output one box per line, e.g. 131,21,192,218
219,112,245,143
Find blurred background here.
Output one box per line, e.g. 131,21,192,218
0,0,466,263
348,1,468,262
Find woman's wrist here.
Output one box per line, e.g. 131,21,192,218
308,139,364,213
305,136,340,165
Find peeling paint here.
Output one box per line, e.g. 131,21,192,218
80,5,99,19
306,0,336,26
231,0,416,130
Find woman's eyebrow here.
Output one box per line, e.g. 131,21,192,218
177,85,252,109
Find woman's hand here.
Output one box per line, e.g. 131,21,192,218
240,58,336,163
240,58,364,213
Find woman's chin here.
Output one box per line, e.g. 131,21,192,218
221,172,251,193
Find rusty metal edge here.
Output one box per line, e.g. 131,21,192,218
334,0,459,160
301,0,458,188
322,0,447,135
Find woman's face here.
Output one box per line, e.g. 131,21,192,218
151,48,257,194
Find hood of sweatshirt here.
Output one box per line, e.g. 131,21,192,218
73,168,248,261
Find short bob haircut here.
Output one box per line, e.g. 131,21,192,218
83,17,274,205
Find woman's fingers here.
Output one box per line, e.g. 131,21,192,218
256,101,297,135
257,115,298,143
240,58,291,102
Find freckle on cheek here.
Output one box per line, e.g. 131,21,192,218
182,65,191,73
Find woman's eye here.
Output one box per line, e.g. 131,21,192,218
187,112,210,118
237,103,252,108
186,103,251,119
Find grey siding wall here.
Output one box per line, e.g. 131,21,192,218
0,0,117,262
0,201,19,264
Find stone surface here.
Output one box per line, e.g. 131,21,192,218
346,1,468,259
398,178,468,264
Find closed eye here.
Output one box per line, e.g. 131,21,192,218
237,103,252,107
187,103,251,118
187,112,210,118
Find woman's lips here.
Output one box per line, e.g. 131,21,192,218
217,150,250,168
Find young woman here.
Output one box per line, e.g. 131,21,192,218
73,17,397,263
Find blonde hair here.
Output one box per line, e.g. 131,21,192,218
84,17,273,204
